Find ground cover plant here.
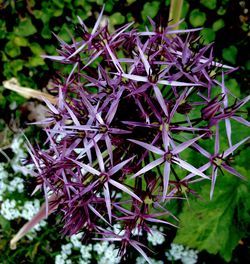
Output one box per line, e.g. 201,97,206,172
0,1,250,264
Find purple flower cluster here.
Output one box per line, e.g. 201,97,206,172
26,8,249,262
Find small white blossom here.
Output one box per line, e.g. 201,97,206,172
113,224,125,236
61,243,73,255
147,226,165,246
55,254,67,264
98,244,120,264
70,233,83,248
0,181,7,201
136,256,164,264
21,199,41,220
8,177,24,193
93,241,109,255
166,243,198,264
0,199,20,220
80,244,92,262
0,163,8,180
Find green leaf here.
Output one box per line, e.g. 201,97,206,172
217,6,226,15
222,45,238,65
245,60,250,70
141,1,160,21
13,36,29,47
181,1,190,18
110,12,125,25
41,25,52,39
174,175,250,262
27,56,45,67
200,28,215,44
14,18,37,37
0,19,7,39
212,19,225,31
201,0,217,10
30,42,44,55
189,9,207,27
4,41,21,58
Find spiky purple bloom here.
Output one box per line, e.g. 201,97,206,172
24,7,249,263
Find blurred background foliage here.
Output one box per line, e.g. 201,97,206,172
0,0,250,263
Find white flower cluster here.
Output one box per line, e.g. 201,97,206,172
0,163,8,201
0,136,47,238
147,226,165,246
54,231,121,264
10,136,27,173
93,241,120,264
136,256,164,264
55,233,94,264
0,197,46,233
166,243,199,264
0,199,20,220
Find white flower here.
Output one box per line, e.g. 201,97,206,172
98,244,121,264
166,243,198,264
62,243,73,255
70,233,83,248
0,181,7,201
0,163,8,180
8,177,24,193
113,224,125,236
93,242,109,255
136,256,164,264
147,226,165,246
21,199,41,220
0,199,20,220
80,244,92,261
55,254,67,264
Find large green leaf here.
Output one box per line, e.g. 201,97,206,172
174,172,250,262
14,18,37,37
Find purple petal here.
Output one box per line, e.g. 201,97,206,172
169,89,187,121
225,118,232,148
105,135,113,167
231,116,250,127
109,157,134,175
137,40,151,75
185,162,211,181
129,241,153,264
105,42,123,73
222,164,246,180
131,157,164,179
214,124,220,155
162,161,171,201
172,134,204,155
88,204,111,226
94,143,105,173
192,143,211,158
157,79,200,87
162,124,170,151
69,158,100,175
103,182,112,223
42,97,59,115
117,73,148,82
65,104,81,126
91,5,105,35
210,165,217,200
173,157,209,179
109,179,142,202
128,139,164,155
153,85,168,117
224,136,250,158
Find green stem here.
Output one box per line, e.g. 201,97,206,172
168,0,184,30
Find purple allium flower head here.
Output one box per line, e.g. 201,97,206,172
25,7,250,263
